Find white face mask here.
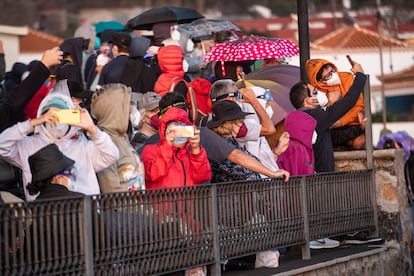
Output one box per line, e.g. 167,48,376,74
316,90,329,107
326,72,341,86
265,105,274,119
129,103,141,128
45,123,70,139
183,59,189,72
312,130,318,144
171,28,181,41
186,39,194,52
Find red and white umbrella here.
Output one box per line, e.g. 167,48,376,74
202,35,300,62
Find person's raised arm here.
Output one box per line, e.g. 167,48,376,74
227,149,289,181
239,87,275,136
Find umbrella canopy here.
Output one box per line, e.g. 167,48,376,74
202,35,299,62
125,6,204,30
178,18,240,40
245,64,301,125
94,21,125,34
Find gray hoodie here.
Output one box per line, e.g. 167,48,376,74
0,80,119,201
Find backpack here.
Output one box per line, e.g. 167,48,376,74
168,77,212,126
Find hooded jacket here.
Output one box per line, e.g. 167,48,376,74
277,111,316,176
0,80,119,201
153,45,185,97
306,58,364,127
91,83,144,193
141,107,211,189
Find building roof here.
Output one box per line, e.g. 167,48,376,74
19,28,63,53
312,24,409,50
371,65,414,92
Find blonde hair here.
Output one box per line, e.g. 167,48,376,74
211,118,243,137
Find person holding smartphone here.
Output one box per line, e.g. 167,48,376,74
141,106,211,189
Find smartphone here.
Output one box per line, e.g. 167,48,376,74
172,125,194,137
346,55,355,66
51,109,80,124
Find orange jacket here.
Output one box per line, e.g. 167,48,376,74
306,58,364,126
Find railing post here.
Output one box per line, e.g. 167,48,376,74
363,76,379,237
209,185,221,276
301,175,311,260
83,196,94,276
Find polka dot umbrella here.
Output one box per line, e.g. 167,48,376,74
202,35,300,62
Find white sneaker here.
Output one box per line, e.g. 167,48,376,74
309,238,340,249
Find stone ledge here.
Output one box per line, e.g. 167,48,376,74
274,246,387,276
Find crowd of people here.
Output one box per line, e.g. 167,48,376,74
0,18,370,273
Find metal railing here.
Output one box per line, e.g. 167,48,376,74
0,170,376,275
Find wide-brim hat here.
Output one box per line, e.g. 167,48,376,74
207,100,253,129
29,144,75,183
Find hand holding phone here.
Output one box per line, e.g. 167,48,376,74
346,55,355,66
51,109,81,124
173,125,195,138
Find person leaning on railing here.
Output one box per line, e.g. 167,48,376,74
144,92,290,180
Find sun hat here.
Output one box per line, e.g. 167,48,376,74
29,144,75,183
207,100,253,129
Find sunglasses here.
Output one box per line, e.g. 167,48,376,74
306,86,318,97
318,68,336,82
57,167,77,181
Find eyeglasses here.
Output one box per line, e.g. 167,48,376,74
58,167,77,181
318,68,335,82
306,85,318,97
212,91,240,102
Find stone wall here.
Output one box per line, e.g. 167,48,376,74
333,148,413,275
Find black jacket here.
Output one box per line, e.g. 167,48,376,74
303,72,367,172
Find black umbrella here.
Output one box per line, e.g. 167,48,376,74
125,6,204,30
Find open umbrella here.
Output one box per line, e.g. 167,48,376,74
245,64,301,125
94,21,125,34
202,35,299,62
125,6,204,30
178,18,240,39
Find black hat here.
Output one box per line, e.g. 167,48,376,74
29,144,75,183
158,92,188,116
207,100,253,129
67,80,93,99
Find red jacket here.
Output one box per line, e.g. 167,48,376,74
153,45,185,97
141,107,211,189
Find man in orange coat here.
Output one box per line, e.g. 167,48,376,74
306,58,366,149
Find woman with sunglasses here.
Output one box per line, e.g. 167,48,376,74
27,143,83,200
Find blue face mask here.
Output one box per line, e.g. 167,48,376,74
173,137,189,145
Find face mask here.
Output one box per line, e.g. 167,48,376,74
150,114,160,129
173,137,188,145
129,104,141,128
326,72,341,86
312,130,318,144
186,39,194,52
183,59,189,72
66,177,75,191
236,122,248,138
265,105,274,119
45,123,70,139
316,90,329,107
171,28,180,41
